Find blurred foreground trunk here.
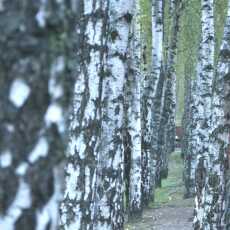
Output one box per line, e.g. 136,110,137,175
0,1,77,229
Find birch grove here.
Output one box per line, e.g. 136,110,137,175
1,0,230,229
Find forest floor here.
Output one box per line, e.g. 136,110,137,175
125,150,194,230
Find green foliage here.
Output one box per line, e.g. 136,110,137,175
176,0,228,125
214,0,228,61
175,0,201,125
163,0,171,60
139,0,228,125
140,0,152,70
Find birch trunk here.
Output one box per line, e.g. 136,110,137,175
225,29,230,226
183,77,197,198
61,0,133,229
152,71,166,187
181,75,191,160
141,44,152,205
141,0,164,204
164,0,182,156
185,56,204,200
0,1,76,230
157,0,182,183
125,0,142,219
194,0,215,228
149,0,164,193
196,2,230,228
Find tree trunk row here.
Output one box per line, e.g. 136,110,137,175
183,0,230,229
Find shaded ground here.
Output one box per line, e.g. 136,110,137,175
126,150,194,230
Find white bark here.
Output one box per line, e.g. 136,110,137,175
141,0,164,203
196,1,230,228
126,0,142,219
141,50,152,204
194,0,215,228
61,0,134,229
150,0,164,191
183,78,197,198
156,0,181,185
152,0,163,95
94,2,133,228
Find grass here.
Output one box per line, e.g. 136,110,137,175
125,150,193,229
150,150,193,208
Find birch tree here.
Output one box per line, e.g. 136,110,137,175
148,0,164,192
0,1,76,229
61,0,134,229
195,1,230,228
141,43,152,204
180,0,201,199
164,0,180,156
124,0,142,219
183,77,198,198
157,0,182,184
181,75,192,161
193,0,215,228
141,0,164,204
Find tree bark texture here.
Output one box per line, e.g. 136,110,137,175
60,1,134,229
124,0,142,219
0,1,77,230
194,0,215,228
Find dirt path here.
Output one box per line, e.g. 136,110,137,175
126,205,193,230
126,151,194,230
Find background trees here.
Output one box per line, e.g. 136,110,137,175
182,0,230,229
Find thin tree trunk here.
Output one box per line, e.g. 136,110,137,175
141,41,152,205
125,0,142,219
157,0,182,184
149,0,164,195
141,0,164,204
164,0,182,156
194,0,215,228
152,70,166,187
183,76,197,198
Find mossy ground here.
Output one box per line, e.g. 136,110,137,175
151,150,193,208
125,150,194,230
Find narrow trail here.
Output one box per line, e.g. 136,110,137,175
126,151,194,230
